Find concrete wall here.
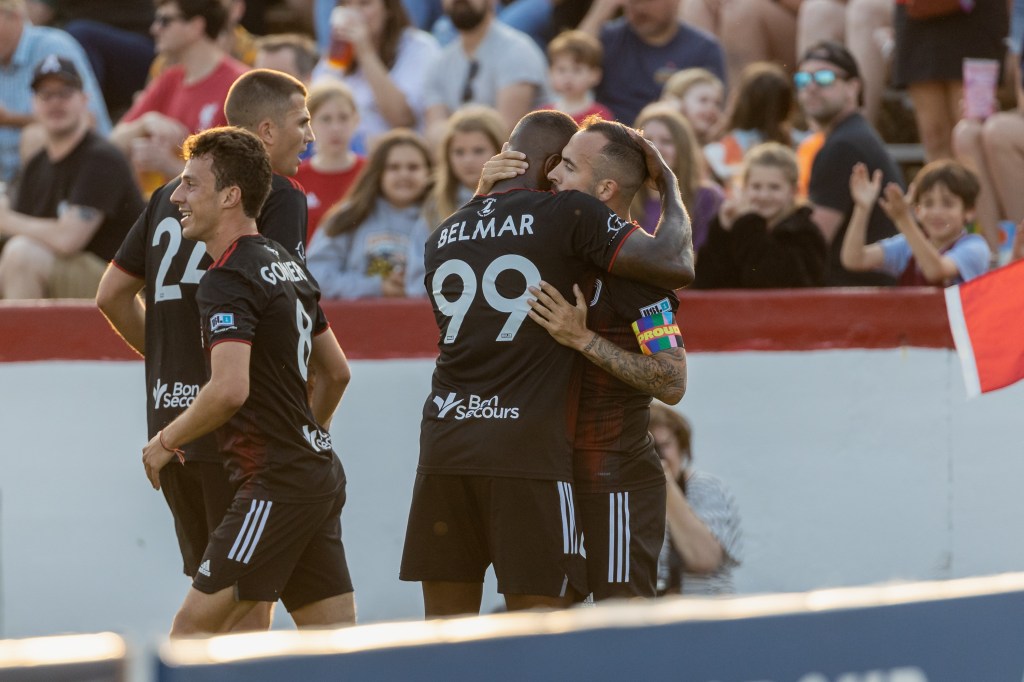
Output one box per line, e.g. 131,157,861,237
1,292,1021,647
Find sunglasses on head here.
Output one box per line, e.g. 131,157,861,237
793,69,843,90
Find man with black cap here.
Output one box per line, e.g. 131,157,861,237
0,54,142,299
797,40,904,287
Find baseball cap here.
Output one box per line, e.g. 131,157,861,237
31,54,83,91
798,41,860,80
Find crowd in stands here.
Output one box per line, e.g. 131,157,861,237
9,0,1017,601
1,0,1016,305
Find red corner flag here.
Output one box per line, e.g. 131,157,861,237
945,259,1024,397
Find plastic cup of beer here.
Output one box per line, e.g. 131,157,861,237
328,6,357,70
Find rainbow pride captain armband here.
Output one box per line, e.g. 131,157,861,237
632,311,683,355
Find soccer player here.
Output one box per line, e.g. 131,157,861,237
96,69,319,628
140,127,353,635
400,110,693,617
527,118,688,601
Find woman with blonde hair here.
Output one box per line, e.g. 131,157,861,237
307,128,433,299
634,103,724,253
424,105,505,228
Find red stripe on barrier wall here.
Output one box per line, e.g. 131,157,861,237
0,288,953,363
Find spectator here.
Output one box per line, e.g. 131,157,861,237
797,40,902,286
542,29,614,124
295,81,365,242
0,55,143,299
954,2,1024,254
660,67,724,145
254,32,319,84
694,141,826,288
28,0,155,119
650,403,742,597
110,0,248,196
703,61,797,186
423,104,504,228
680,0,799,89
0,0,110,184
312,0,439,153
579,0,726,126
892,0,1007,163
423,0,549,145
306,128,432,299
797,0,893,126
633,102,723,253
841,159,989,286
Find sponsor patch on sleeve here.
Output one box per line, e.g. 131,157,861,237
631,311,683,356
639,297,673,318
209,312,236,334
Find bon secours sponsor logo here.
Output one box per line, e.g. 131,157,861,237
432,392,519,420
153,379,199,409
302,425,332,452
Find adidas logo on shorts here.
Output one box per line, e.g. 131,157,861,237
198,560,211,577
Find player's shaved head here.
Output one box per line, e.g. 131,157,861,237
499,110,579,191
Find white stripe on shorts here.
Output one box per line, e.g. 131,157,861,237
557,481,579,555
228,499,273,564
607,492,631,583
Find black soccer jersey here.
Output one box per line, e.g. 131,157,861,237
573,276,680,494
196,234,342,503
113,177,309,463
418,188,638,480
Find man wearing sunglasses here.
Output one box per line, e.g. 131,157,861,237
110,0,248,196
796,40,903,287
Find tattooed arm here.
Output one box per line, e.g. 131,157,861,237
0,201,104,255
527,281,688,405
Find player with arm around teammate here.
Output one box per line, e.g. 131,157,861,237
484,116,688,601
139,127,353,636
400,110,693,618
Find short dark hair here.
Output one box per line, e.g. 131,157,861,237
911,159,980,209
225,69,308,130
155,0,226,40
255,33,320,79
182,126,273,218
799,40,860,80
581,116,647,199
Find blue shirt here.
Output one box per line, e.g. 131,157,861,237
0,24,112,182
878,231,989,284
595,19,725,125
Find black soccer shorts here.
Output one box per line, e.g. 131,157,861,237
400,473,588,599
577,483,666,601
192,486,352,612
159,460,235,577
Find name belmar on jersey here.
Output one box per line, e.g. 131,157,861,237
418,188,637,482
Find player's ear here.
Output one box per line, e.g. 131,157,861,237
221,185,242,210
256,117,275,146
543,154,561,176
595,178,617,203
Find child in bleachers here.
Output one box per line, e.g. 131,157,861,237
542,30,614,124
307,129,433,299
423,105,505,228
295,82,366,243
660,68,725,145
703,61,797,187
633,103,724,253
841,160,990,286
694,142,826,288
